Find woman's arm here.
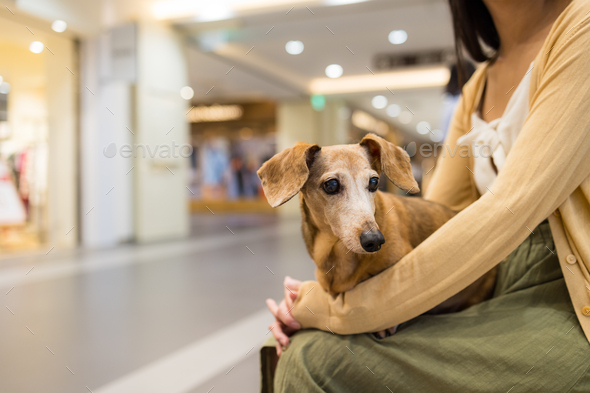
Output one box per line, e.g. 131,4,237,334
291,17,590,334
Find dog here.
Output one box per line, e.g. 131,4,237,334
257,133,496,334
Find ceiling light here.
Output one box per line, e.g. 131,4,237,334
372,95,388,109
52,20,67,33
187,104,243,123
309,66,450,95
0,82,11,94
324,0,368,4
430,129,444,142
152,2,233,21
29,41,44,54
0,76,3,85
153,0,317,20
416,121,431,135
180,86,194,100
325,64,343,78
398,111,413,124
285,40,304,55
324,0,367,5
387,104,401,117
196,5,234,22
388,30,408,45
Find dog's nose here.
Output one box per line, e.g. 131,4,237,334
360,229,385,252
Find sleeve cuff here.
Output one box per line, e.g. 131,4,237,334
292,281,331,330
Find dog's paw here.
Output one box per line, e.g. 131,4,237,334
373,325,399,339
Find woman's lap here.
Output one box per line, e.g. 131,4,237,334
274,223,590,392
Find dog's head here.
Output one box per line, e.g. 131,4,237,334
257,133,418,254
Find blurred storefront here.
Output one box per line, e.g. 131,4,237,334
0,13,77,252
187,102,276,213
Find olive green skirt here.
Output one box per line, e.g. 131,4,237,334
271,222,590,392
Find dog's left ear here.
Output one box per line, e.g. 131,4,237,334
360,133,419,193
257,142,321,207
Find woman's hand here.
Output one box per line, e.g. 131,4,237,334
266,276,302,356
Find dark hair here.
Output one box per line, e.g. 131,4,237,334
448,0,500,87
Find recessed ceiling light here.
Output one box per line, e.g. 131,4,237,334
285,40,304,55
52,20,67,33
398,111,413,124
430,129,444,142
388,30,408,45
416,121,431,135
29,41,44,54
386,104,401,117
180,86,194,100
325,64,343,78
371,95,388,109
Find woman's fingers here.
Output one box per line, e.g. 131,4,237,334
268,298,300,328
277,299,301,329
284,284,297,309
267,301,299,345
270,320,290,348
266,277,305,357
266,298,279,317
285,276,303,292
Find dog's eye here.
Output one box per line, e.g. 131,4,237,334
323,179,340,195
368,177,379,192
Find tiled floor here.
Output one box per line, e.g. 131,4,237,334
0,214,315,393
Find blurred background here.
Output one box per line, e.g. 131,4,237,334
0,0,467,392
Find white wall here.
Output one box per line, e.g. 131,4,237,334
134,20,189,242
44,23,78,249
80,20,190,247
80,37,134,248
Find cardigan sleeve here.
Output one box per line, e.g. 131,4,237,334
291,15,590,334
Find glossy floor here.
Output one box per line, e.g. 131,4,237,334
0,214,315,393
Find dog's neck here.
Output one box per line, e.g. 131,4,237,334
299,194,382,295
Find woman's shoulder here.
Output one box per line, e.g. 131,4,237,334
532,0,590,83
545,0,590,47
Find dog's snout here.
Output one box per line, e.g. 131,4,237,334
360,229,385,252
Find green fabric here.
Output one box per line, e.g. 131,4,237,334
274,222,590,392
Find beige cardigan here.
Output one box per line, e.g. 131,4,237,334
292,0,590,343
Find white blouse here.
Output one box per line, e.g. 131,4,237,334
457,63,534,196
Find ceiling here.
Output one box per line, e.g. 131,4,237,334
5,0,457,143
178,0,455,142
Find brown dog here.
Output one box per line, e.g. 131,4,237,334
258,134,496,328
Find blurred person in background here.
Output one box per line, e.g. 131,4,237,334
201,137,230,200
267,0,590,391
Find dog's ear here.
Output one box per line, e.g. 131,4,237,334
359,133,419,193
257,143,321,207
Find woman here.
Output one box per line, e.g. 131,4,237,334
266,0,590,391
